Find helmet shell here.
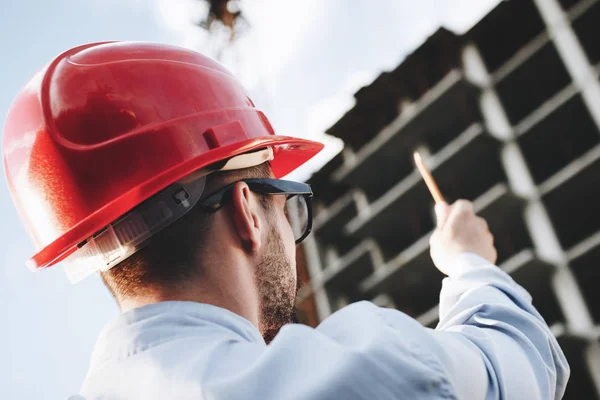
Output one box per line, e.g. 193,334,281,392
2,42,323,269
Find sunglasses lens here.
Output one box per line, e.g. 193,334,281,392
285,195,308,242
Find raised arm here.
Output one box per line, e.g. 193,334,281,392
427,200,569,399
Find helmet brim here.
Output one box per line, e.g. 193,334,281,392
27,135,324,270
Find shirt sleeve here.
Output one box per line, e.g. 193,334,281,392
431,253,570,399
203,254,569,400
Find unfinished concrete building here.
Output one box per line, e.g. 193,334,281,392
295,0,600,397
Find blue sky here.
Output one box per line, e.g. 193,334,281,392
0,0,500,398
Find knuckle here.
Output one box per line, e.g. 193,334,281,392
477,217,489,229
454,200,474,216
457,208,470,217
455,199,473,209
429,233,437,245
430,230,443,244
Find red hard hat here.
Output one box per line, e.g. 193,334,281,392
2,41,323,272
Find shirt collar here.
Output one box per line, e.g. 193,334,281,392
89,301,265,370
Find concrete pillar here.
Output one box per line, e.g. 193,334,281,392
533,0,600,130
302,234,332,320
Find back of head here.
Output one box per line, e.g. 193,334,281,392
101,162,273,302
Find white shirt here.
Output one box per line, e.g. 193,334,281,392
79,254,569,399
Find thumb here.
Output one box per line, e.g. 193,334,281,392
434,202,450,228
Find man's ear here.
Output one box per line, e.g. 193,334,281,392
229,181,263,253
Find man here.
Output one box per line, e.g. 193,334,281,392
3,42,568,399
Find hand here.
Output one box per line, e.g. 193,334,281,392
429,200,497,275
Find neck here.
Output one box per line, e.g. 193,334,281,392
119,247,262,330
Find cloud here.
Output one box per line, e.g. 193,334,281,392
147,0,323,88
437,0,502,33
304,70,374,137
238,0,323,80
152,0,209,49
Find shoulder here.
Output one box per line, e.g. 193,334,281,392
316,301,419,337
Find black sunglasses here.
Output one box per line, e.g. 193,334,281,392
199,178,314,244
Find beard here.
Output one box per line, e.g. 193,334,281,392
256,223,298,344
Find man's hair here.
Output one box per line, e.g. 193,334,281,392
100,162,273,301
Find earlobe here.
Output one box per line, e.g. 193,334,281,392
230,182,262,253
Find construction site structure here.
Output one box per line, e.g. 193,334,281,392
295,0,600,398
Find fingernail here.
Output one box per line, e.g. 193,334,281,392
434,202,447,216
